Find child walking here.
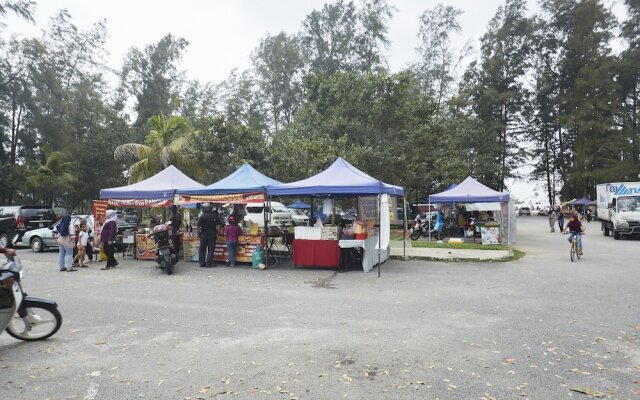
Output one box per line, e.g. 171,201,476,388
73,224,89,268
224,215,242,267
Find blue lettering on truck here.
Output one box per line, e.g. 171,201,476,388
614,183,640,196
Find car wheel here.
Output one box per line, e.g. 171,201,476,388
30,237,44,253
0,233,8,248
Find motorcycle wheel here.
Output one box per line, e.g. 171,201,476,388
164,256,173,275
410,230,421,241
5,302,62,341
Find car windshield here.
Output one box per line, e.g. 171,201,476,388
22,208,55,218
272,206,289,213
617,196,640,212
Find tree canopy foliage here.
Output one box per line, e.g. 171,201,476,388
0,0,638,210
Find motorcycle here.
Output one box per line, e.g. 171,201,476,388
411,213,444,240
151,223,178,275
0,255,62,341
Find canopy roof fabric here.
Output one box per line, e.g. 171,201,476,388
287,199,311,209
100,165,203,200
428,176,509,203
567,197,592,206
266,157,404,196
176,162,281,195
465,202,502,211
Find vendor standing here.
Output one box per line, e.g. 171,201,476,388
197,203,221,268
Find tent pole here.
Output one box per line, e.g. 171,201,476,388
264,192,270,269
402,196,406,260
428,200,432,241
378,193,381,278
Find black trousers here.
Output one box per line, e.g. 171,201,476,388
104,242,117,267
86,241,94,260
199,234,216,266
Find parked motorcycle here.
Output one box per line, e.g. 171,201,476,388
0,255,62,341
151,223,178,275
411,213,444,240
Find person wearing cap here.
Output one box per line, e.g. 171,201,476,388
197,203,222,268
100,209,118,270
224,215,242,267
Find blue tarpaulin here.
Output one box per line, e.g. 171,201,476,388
266,157,404,196
100,165,203,200
567,197,592,206
428,176,509,203
176,163,281,195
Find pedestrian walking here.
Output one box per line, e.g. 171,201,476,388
548,207,556,232
54,214,77,272
197,203,221,268
556,207,565,232
100,209,118,270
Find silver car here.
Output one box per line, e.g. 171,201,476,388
21,215,93,252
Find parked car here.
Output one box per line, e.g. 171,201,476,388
537,208,549,216
288,208,309,226
0,205,57,242
0,215,18,248
22,215,136,252
244,201,293,227
21,215,92,252
518,207,531,216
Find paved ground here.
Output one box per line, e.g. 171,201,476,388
1,216,639,399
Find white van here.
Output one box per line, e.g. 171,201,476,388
244,201,293,227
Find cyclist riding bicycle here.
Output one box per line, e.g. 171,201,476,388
564,214,585,255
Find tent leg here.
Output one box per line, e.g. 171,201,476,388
378,194,381,278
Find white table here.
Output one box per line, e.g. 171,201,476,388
338,235,389,272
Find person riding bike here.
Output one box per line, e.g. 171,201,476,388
564,214,585,255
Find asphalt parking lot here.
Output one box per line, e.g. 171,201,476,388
1,216,639,399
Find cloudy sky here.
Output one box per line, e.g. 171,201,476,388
5,0,625,202
6,0,544,84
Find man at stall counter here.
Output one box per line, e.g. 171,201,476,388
197,203,222,268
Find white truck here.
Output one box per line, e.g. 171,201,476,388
596,182,640,239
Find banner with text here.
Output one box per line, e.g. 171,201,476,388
174,192,265,205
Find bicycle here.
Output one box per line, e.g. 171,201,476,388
570,236,581,262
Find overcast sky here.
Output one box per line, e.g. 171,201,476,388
6,0,546,84
4,0,626,201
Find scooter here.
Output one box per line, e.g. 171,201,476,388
0,255,62,341
410,213,430,240
151,223,178,275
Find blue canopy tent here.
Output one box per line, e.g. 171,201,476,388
287,199,311,209
267,157,404,197
267,157,405,275
176,162,281,195
567,197,592,206
100,165,203,204
428,176,513,244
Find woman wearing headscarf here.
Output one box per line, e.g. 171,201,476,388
54,214,76,271
100,209,118,270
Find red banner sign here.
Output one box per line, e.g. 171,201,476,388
174,192,265,205
106,198,173,207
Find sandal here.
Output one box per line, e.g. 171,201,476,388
100,266,111,270
67,267,78,272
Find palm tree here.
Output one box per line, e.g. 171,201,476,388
114,114,201,183
24,145,76,205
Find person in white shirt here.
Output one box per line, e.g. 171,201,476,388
72,224,89,268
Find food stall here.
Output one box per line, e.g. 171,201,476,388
99,165,205,260
428,176,515,245
266,157,404,273
174,163,283,264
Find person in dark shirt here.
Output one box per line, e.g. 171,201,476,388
169,205,183,256
197,203,221,268
564,214,585,255
100,209,118,270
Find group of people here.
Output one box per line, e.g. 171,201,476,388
547,206,586,254
53,214,94,271
195,203,242,268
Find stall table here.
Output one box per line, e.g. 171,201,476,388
338,235,389,272
292,239,341,268
182,233,264,263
